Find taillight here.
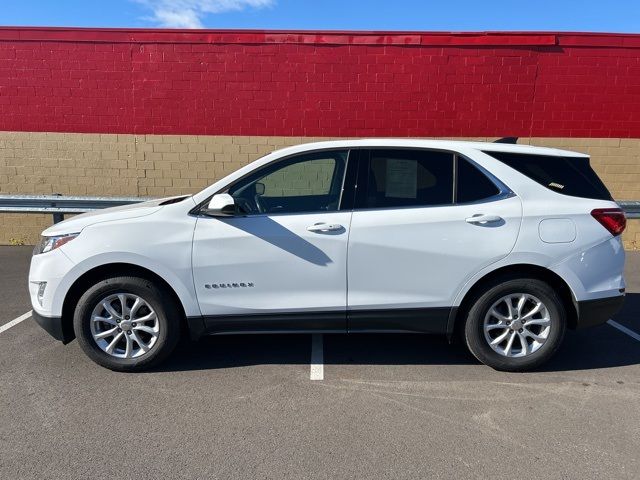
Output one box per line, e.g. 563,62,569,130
591,208,626,236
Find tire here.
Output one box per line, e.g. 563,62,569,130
463,277,566,372
73,276,181,372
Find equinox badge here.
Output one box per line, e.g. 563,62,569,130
205,282,255,289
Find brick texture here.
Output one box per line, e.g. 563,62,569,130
0,29,638,245
0,29,639,138
0,213,51,246
0,132,638,246
624,220,640,251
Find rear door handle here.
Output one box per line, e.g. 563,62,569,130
465,214,503,225
307,223,344,233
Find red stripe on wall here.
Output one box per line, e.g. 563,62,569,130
0,27,571,45
0,28,639,138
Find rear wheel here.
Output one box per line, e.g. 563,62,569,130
463,277,566,371
73,276,181,372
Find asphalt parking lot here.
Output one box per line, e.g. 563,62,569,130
1,246,640,479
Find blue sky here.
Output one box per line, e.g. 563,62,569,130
2,0,640,32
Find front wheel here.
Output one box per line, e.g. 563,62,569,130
73,276,181,372
463,278,566,372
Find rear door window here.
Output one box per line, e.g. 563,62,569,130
358,149,454,209
483,151,612,201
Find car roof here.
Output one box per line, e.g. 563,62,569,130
270,139,589,158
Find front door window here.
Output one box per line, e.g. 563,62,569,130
228,150,348,215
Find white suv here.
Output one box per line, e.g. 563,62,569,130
29,139,626,372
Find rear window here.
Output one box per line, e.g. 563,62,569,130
483,151,612,201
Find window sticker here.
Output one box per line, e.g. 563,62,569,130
385,159,417,198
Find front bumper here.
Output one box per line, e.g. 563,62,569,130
32,311,74,344
29,248,75,318
575,294,625,329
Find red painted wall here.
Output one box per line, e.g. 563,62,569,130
0,28,639,138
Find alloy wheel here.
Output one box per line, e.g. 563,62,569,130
89,293,160,359
483,293,551,357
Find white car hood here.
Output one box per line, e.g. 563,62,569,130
42,196,188,236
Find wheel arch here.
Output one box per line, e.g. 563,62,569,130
60,263,189,343
449,263,579,338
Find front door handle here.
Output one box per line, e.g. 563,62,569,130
307,223,344,233
465,214,503,225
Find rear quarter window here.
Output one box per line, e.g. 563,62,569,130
456,157,501,203
483,151,612,201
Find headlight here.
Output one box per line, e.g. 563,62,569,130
33,233,79,255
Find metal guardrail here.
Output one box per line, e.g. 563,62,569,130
621,201,640,219
0,194,638,224
0,194,147,223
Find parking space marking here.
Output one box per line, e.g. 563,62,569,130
608,319,640,342
0,311,32,334
310,334,324,381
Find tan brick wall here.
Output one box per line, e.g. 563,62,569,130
623,219,640,251
0,132,638,246
0,213,50,246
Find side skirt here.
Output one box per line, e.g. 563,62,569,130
193,311,346,338
348,307,452,334
187,307,454,340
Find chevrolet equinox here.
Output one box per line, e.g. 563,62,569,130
29,140,626,372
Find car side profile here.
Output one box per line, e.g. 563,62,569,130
28,139,626,372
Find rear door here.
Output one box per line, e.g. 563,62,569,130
347,148,522,332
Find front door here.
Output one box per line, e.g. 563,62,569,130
192,149,353,332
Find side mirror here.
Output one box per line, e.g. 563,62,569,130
203,193,236,217
255,182,265,196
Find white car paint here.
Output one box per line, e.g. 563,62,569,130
29,139,625,333
192,211,352,314
347,194,522,309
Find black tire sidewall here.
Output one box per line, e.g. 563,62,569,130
464,278,566,372
73,276,180,371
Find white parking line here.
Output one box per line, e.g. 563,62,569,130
608,319,640,342
0,311,32,334
310,334,324,381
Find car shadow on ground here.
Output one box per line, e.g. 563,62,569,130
156,294,640,373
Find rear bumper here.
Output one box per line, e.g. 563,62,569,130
575,294,625,329
32,311,74,344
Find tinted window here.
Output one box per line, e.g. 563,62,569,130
484,151,612,201
362,149,454,208
456,157,500,203
228,150,348,214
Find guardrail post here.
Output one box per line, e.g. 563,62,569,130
51,194,63,223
